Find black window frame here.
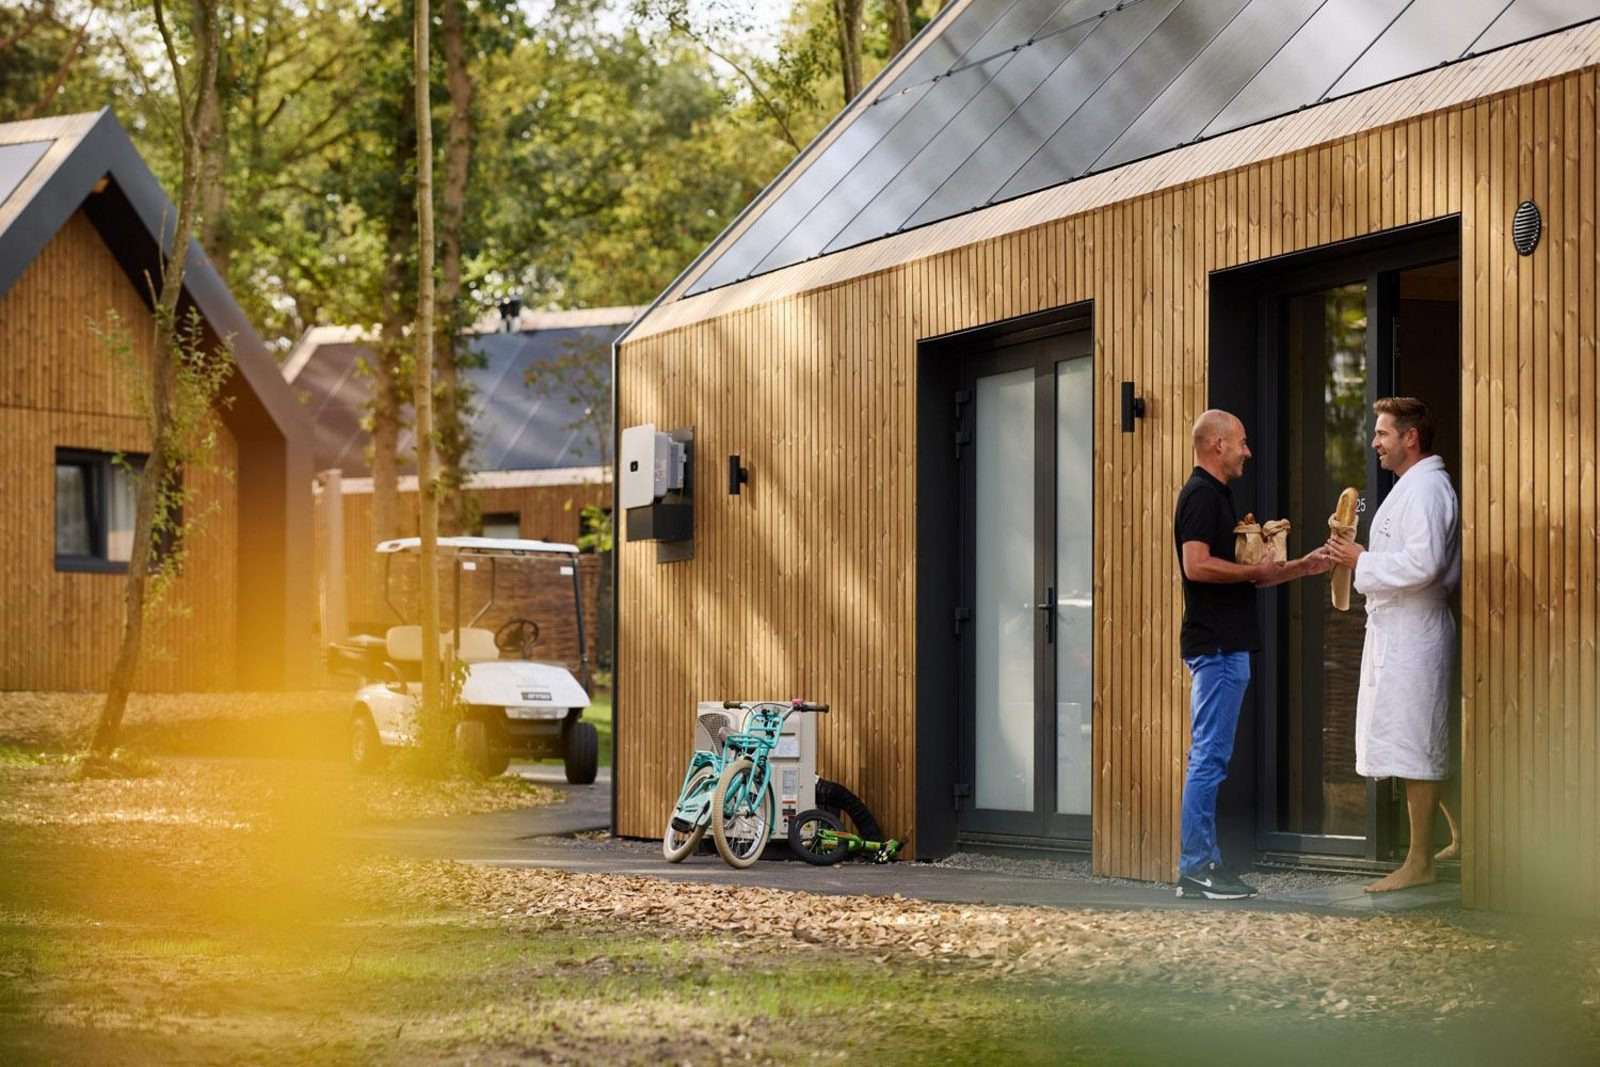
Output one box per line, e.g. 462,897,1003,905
54,448,179,574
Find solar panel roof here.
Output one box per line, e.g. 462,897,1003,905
684,0,1599,296
0,141,50,214
289,324,624,476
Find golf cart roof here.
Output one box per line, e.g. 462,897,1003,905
375,536,579,557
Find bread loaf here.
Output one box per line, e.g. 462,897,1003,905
1329,487,1359,611
1233,513,1264,565
1261,519,1292,564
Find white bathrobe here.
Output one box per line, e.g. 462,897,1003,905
1352,455,1461,780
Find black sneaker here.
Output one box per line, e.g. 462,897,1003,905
1176,862,1258,900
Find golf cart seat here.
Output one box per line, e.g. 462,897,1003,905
385,625,500,664
327,632,389,680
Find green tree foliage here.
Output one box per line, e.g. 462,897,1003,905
471,1,786,309
18,0,926,343
0,3,120,122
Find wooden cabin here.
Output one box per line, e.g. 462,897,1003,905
0,110,313,691
285,309,635,667
614,1,1600,914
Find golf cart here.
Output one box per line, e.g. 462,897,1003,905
329,536,599,783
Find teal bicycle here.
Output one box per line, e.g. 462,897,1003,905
661,699,829,867
711,700,829,868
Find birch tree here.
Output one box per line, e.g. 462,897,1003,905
434,0,474,535
92,0,223,757
412,0,445,769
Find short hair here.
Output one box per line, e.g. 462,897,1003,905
1191,409,1237,451
1373,396,1435,452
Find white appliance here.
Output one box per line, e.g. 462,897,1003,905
694,700,817,836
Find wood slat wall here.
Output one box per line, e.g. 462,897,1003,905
618,67,1600,913
0,210,240,692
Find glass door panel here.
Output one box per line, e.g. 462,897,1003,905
974,367,1036,812
1054,357,1093,817
1281,281,1369,839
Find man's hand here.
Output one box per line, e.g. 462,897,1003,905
1298,548,1334,576
1323,536,1364,570
1250,558,1285,584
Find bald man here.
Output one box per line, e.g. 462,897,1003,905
1174,410,1329,899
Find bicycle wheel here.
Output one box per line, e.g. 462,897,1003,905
662,765,715,862
711,758,774,869
787,808,849,866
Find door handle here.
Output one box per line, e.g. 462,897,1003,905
1038,586,1054,644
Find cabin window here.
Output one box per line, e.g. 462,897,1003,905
479,511,521,539
54,449,177,573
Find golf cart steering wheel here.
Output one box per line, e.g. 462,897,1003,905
494,618,541,659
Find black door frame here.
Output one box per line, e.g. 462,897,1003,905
954,326,1094,841
1210,219,1460,864
915,303,1094,856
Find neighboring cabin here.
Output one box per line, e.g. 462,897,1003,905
615,0,1600,914
283,307,636,666
0,110,312,691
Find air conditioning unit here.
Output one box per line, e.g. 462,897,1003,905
695,701,817,836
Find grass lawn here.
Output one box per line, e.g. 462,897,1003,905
538,688,612,768
0,730,1597,1064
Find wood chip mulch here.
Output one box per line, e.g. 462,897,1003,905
364,859,1600,1027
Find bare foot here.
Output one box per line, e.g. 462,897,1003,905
1434,840,1461,862
1365,863,1437,893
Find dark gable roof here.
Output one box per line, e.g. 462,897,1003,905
678,0,1600,298
285,315,632,477
0,109,310,448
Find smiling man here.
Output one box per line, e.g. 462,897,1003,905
1323,397,1462,893
1174,410,1329,900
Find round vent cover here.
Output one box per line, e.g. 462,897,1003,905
1512,200,1541,256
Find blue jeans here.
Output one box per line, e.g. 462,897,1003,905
1180,651,1251,877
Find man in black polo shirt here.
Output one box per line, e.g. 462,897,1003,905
1174,410,1329,899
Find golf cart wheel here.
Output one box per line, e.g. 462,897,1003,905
564,720,599,785
663,766,715,862
711,758,774,869
788,808,849,866
454,720,491,777
483,748,512,777
349,709,386,775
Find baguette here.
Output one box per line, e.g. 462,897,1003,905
1329,487,1359,611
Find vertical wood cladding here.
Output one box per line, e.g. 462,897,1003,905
617,68,1600,914
0,211,239,691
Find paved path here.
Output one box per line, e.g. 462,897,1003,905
348,761,1463,918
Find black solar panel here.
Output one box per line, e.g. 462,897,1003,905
292,325,622,476
683,0,1596,296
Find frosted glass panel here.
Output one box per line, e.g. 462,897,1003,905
1055,357,1093,816
55,465,91,556
975,367,1035,812
107,463,139,563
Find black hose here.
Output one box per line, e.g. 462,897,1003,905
815,777,883,842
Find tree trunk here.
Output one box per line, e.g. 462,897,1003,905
196,0,229,276
413,0,444,769
833,0,865,104
888,0,913,57
94,0,221,757
435,0,474,536
372,85,417,545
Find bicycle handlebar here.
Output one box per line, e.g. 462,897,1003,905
720,700,829,713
